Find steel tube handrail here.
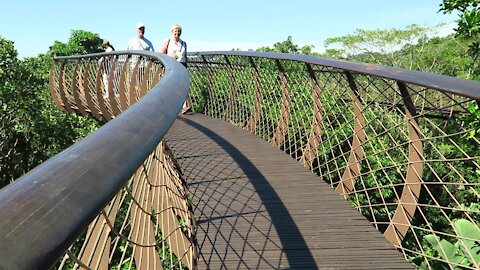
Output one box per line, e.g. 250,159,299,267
0,52,189,269
189,51,480,100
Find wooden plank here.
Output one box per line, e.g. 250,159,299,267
165,114,414,269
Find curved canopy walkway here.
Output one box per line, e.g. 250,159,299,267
166,114,412,269
0,50,479,270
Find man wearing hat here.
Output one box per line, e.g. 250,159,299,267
127,23,154,51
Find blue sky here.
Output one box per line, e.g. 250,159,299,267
0,0,458,58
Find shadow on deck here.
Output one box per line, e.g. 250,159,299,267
165,114,413,270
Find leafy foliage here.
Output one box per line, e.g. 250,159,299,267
189,27,479,270
396,35,472,77
323,24,439,64
322,23,478,81
0,34,99,188
440,0,480,79
256,36,318,55
50,29,104,56
463,101,480,139
416,219,480,269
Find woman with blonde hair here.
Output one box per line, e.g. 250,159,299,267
160,24,187,67
161,24,191,113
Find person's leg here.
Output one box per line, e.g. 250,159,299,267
102,73,109,99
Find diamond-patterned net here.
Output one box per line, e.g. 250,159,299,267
187,53,480,269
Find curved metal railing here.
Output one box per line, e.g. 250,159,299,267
2,49,479,269
0,51,196,269
186,51,480,270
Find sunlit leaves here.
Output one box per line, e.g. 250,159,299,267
256,36,318,55
0,34,99,188
323,24,445,67
50,29,103,56
440,0,480,78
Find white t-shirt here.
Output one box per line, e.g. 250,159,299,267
127,37,155,51
166,38,187,63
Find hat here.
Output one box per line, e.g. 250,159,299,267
102,40,109,46
136,22,145,29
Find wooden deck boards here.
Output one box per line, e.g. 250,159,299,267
165,114,413,270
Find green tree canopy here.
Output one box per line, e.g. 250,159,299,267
323,24,444,66
50,29,104,56
0,33,99,188
397,35,471,77
256,36,318,55
440,0,480,78
321,24,474,78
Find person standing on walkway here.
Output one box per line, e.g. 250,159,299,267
126,23,154,91
160,23,187,67
127,23,154,51
160,24,190,113
101,40,115,98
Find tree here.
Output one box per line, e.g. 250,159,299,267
323,24,445,67
0,33,99,188
439,0,480,79
396,35,472,77
50,29,104,56
256,36,318,55
0,36,23,185
321,24,474,78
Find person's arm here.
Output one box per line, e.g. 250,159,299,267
126,39,132,50
160,39,169,54
183,42,187,63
